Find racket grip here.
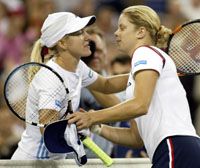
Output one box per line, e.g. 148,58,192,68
82,136,114,167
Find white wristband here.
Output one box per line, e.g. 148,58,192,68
90,124,103,135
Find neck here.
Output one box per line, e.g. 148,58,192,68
55,53,80,72
129,39,154,57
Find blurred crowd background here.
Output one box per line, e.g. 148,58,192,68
0,0,200,159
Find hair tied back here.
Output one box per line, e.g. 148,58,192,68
41,46,49,62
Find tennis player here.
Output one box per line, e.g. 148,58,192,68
11,12,128,160
67,5,200,167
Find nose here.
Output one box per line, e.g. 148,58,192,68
84,31,90,40
114,29,119,37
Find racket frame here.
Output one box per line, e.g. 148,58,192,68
4,62,70,127
166,19,200,76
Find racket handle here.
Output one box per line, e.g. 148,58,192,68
82,136,114,167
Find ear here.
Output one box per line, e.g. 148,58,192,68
136,27,146,39
57,39,68,50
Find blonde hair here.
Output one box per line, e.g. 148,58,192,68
30,39,43,63
29,39,57,81
122,5,172,48
28,39,43,82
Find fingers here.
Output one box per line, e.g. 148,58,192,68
79,108,86,112
76,120,87,130
66,113,78,124
67,112,89,130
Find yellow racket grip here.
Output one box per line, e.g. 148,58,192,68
82,136,114,167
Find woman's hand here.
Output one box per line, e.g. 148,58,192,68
67,109,95,130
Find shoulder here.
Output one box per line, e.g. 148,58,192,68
78,60,88,68
133,45,167,63
134,46,160,55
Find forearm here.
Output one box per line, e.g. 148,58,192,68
104,74,129,93
90,90,121,108
90,98,147,125
67,70,157,131
40,127,44,135
88,74,129,94
99,124,143,148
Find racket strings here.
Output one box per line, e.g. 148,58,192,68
28,66,41,83
5,63,68,126
38,86,66,125
6,68,30,118
168,23,200,74
27,71,67,126
38,109,59,125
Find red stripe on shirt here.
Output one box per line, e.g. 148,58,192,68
142,45,166,68
169,138,175,168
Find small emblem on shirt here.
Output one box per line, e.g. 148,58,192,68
55,100,62,108
88,70,93,78
134,60,147,67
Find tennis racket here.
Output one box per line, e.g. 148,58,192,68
80,135,113,167
4,62,69,127
166,19,200,76
4,62,113,166
44,119,113,167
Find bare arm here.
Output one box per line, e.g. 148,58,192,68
67,70,159,129
87,73,129,94
39,109,59,134
99,119,143,148
90,90,121,107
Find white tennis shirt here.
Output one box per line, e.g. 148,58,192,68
18,59,98,159
126,46,198,161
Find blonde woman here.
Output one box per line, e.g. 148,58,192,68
11,12,128,160
68,6,200,167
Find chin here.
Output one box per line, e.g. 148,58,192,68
83,51,92,57
82,53,91,57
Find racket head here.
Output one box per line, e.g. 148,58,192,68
4,62,69,127
166,19,200,76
